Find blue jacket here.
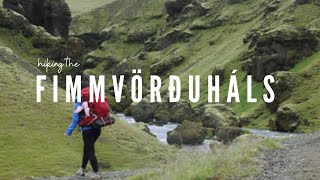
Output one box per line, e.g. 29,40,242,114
65,101,93,136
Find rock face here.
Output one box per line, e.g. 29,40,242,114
165,0,209,25
199,104,238,129
243,25,318,81
3,0,71,38
76,33,104,52
215,126,244,143
0,6,80,60
267,71,296,112
165,0,193,17
150,55,185,75
130,99,154,123
275,104,300,132
167,120,205,145
144,29,193,51
211,65,225,85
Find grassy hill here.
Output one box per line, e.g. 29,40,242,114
65,0,116,16
0,0,319,178
70,0,320,132
0,46,174,179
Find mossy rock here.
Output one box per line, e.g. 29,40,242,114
167,120,205,145
130,98,154,123
215,126,244,143
275,104,300,132
199,104,238,129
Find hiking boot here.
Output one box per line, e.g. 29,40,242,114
75,167,86,176
90,172,102,180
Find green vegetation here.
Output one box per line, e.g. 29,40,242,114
70,0,320,133
0,59,175,179
0,0,320,178
0,28,42,66
129,137,279,180
65,0,116,16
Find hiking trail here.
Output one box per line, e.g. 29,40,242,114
255,132,320,180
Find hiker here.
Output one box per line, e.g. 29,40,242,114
64,88,103,180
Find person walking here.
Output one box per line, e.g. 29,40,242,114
64,96,102,180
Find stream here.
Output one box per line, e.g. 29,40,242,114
116,113,298,150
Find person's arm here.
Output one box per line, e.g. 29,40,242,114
65,101,82,136
74,105,84,114
83,102,91,117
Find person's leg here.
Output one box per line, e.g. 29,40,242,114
81,130,91,169
88,128,101,173
76,130,91,176
81,144,89,169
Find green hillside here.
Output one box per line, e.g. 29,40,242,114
0,0,320,179
66,0,116,16
0,47,174,179
69,0,320,132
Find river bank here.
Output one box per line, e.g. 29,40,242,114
116,113,298,150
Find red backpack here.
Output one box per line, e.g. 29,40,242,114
78,87,110,127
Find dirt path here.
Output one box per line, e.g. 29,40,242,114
32,169,146,180
255,132,320,180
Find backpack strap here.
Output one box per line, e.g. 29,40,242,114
87,113,97,126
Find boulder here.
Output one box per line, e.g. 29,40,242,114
154,102,171,123
167,120,205,145
275,104,300,132
167,130,183,146
243,25,318,81
169,101,195,123
3,0,72,38
215,126,244,143
130,98,154,123
199,104,238,129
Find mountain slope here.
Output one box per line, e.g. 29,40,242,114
70,0,320,132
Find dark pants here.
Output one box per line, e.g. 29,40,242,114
81,128,101,172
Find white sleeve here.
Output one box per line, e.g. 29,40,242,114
83,102,91,117
74,106,84,113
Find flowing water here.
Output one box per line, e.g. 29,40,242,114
116,113,299,151
243,128,298,138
